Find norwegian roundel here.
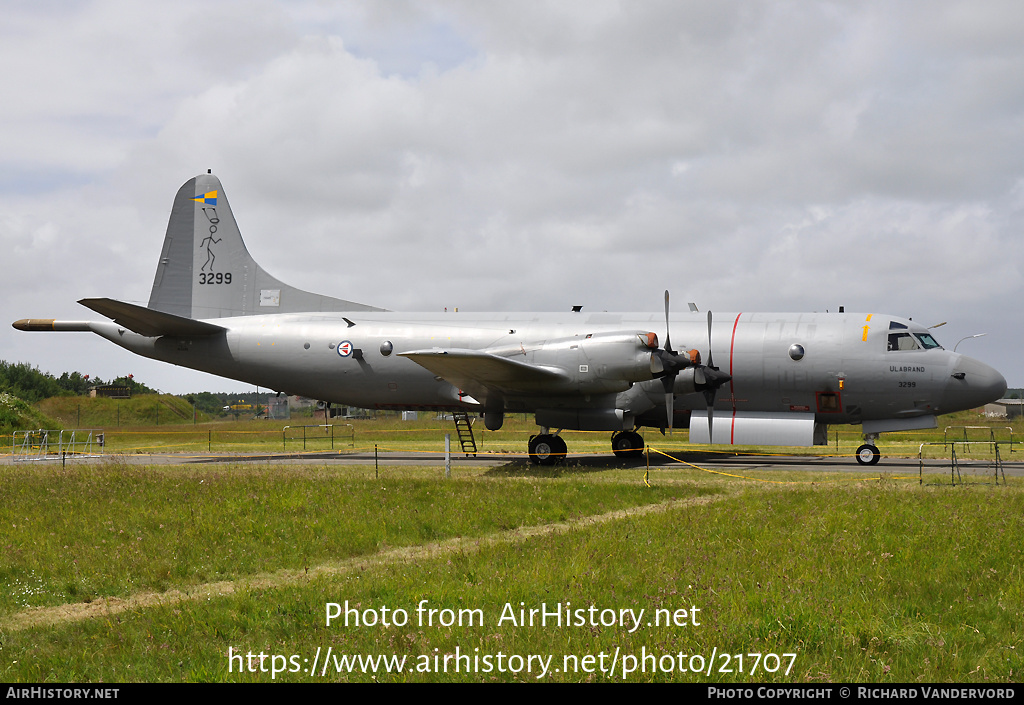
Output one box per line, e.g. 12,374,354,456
337,340,354,358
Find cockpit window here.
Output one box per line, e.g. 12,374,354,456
886,320,943,352
887,332,919,351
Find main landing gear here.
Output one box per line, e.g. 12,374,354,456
611,430,644,459
528,433,567,465
527,429,646,464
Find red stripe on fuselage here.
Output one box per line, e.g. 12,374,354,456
729,313,742,445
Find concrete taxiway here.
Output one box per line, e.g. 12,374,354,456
4,448,1021,480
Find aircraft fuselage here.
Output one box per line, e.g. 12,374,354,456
86,309,1003,428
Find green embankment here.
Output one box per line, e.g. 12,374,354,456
34,393,208,428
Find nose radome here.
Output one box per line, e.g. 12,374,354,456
948,356,1007,411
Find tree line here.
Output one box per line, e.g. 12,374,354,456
1,360,269,417
0,361,156,402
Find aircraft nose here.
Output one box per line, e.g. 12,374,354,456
946,355,1007,412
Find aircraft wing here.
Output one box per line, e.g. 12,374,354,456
78,298,226,337
399,349,570,399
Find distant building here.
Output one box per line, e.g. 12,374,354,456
290,395,316,411
89,385,131,399
267,395,289,420
312,401,366,419
985,399,1024,419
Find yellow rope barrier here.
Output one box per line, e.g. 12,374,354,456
645,445,920,484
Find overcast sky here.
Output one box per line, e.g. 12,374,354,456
2,0,1022,394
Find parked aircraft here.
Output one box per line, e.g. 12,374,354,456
13,173,1007,464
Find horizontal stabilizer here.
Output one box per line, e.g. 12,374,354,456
78,298,226,338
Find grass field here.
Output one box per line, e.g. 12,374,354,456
1,453,1021,683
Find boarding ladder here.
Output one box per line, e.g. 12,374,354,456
452,411,478,456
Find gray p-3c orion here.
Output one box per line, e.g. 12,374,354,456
14,173,1008,465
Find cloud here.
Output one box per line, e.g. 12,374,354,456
1,1,1022,391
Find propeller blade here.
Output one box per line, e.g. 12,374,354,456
664,380,674,433
663,289,673,353
706,311,715,442
694,367,706,386
650,354,665,375
663,290,674,431
706,310,714,370
704,387,715,443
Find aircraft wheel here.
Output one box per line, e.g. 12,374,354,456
551,435,567,462
529,434,563,465
611,430,644,459
855,444,880,466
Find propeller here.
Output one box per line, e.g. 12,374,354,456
649,291,731,438
699,310,732,443
654,291,699,432
651,291,729,432
643,291,684,432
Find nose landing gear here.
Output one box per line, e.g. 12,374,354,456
856,435,881,465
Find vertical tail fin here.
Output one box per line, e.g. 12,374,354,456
148,173,385,319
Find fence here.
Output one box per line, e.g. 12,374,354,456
282,424,355,451
918,439,1009,485
11,429,102,462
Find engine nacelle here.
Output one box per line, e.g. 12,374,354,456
535,407,635,432
580,331,660,384
522,330,659,394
